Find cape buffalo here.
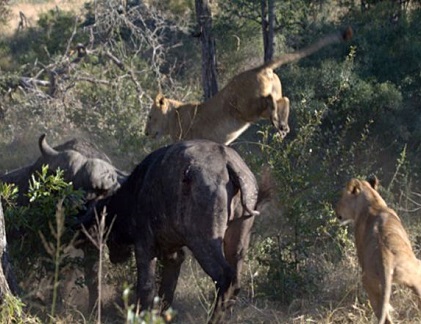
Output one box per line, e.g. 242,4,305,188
0,134,127,205
0,134,128,310
83,140,271,323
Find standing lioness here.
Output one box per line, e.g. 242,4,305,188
335,177,421,324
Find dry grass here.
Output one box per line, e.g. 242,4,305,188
166,249,421,324
6,208,421,323
2,0,86,35
5,189,417,323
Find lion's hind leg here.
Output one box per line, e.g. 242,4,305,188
362,272,393,324
402,259,421,310
409,283,421,309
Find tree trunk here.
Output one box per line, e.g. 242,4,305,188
195,0,218,100
261,0,275,62
361,0,367,12
0,199,19,302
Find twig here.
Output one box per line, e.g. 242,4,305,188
80,208,115,324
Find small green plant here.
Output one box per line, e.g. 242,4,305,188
38,199,77,321
5,165,84,268
0,182,18,207
119,285,176,324
0,293,41,324
0,294,23,323
2,165,85,316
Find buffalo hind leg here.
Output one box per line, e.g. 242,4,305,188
189,239,234,324
158,249,186,311
134,244,157,310
223,217,255,306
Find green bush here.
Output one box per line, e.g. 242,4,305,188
240,49,389,304
2,166,84,281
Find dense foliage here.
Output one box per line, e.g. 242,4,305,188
1,0,421,322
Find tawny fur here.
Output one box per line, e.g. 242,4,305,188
335,177,421,324
146,28,352,145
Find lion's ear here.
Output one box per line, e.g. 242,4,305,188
155,92,165,106
155,93,168,112
346,178,361,195
367,175,379,190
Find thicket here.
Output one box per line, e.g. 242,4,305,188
0,0,421,322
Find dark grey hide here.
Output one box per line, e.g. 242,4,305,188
87,140,267,323
0,134,128,310
0,134,127,205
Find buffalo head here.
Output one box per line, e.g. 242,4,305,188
38,134,123,200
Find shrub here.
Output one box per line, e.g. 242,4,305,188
240,49,380,305
2,166,84,289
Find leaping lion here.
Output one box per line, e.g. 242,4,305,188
335,176,421,324
146,27,353,145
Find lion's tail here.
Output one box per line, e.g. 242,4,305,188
262,27,353,71
379,264,393,324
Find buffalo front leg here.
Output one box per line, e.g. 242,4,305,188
158,249,186,311
81,242,99,311
134,243,157,310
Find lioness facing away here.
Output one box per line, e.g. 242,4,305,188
145,27,353,145
335,177,421,324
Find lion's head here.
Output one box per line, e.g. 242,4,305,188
145,93,170,140
335,176,387,224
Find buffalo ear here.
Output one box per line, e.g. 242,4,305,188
346,178,361,195
367,175,379,190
